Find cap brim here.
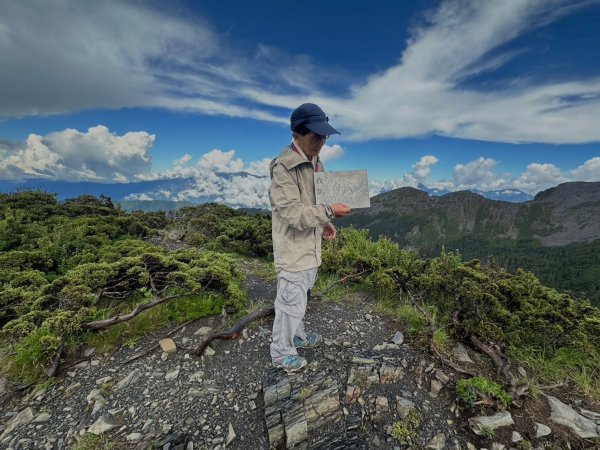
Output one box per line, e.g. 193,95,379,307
306,121,340,136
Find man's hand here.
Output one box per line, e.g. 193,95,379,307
332,203,351,218
322,222,337,240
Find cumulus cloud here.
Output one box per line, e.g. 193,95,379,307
452,157,512,191
570,157,600,181
320,144,344,162
197,150,244,173
512,163,567,194
369,155,440,196
0,126,155,182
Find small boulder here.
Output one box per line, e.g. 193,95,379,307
159,338,177,354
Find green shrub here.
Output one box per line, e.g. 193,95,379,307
456,376,512,408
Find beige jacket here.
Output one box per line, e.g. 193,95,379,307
269,146,334,272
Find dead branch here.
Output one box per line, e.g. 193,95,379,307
82,291,201,330
192,305,275,356
44,342,64,377
470,335,513,381
407,291,478,376
123,319,196,365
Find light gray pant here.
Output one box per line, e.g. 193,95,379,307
270,268,318,362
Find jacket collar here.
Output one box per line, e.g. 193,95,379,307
275,145,313,170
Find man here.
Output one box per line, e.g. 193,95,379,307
269,103,351,372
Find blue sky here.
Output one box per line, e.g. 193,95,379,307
1,0,599,207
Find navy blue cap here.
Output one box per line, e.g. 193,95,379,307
290,103,340,136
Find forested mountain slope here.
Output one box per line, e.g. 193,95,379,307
337,182,600,304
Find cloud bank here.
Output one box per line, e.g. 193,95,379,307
1,126,598,206
0,126,155,182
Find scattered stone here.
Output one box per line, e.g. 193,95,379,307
451,343,473,363
468,411,514,435
159,338,177,354
396,397,416,419
547,395,599,438
84,347,96,358
426,433,446,450
535,422,552,438
204,346,216,356
344,385,361,404
490,444,505,450
126,432,142,442
379,364,404,384
33,412,51,423
115,370,141,390
64,382,81,396
391,331,404,345
374,396,389,418
72,361,90,370
512,431,523,442
194,326,212,336
580,408,600,423
429,379,443,398
225,422,236,447
372,343,399,351
95,376,112,386
435,370,450,384
351,356,376,365
165,369,180,381
88,415,119,435
0,407,35,439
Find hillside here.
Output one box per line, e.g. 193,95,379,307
1,192,599,449
337,182,600,304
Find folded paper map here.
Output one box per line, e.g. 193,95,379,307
314,170,370,209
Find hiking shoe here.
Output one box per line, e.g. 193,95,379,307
272,355,308,373
293,333,323,349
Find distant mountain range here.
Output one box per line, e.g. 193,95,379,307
416,183,533,202
340,181,600,248
0,175,532,208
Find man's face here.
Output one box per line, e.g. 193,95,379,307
296,132,327,158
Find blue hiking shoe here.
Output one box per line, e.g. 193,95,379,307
293,333,323,349
272,355,308,373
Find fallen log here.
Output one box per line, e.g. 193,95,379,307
192,305,274,356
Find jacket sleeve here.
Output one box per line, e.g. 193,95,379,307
270,163,334,231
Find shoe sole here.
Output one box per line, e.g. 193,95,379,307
272,359,308,373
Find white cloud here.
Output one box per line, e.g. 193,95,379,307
320,144,344,162
512,163,567,194
412,155,438,180
369,154,440,195
453,157,509,190
3,1,600,145
174,154,192,166
0,126,155,182
570,157,600,181
247,158,273,176
197,149,244,173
